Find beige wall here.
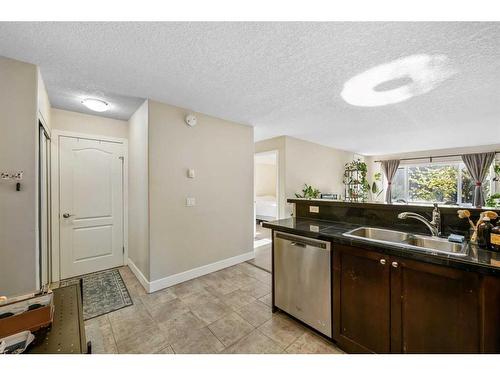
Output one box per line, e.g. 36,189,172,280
37,69,51,131
255,136,355,217
255,162,276,197
0,56,38,296
285,137,353,214
148,100,254,281
51,108,128,139
128,100,150,279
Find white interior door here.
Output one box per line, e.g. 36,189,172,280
59,136,124,279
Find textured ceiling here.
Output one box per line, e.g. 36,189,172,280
0,22,499,155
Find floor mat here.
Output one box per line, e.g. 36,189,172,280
59,268,133,320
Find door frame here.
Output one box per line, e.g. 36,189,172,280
50,129,128,282
254,149,280,220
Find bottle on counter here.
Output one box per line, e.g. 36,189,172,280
477,216,493,249
490,221,500,252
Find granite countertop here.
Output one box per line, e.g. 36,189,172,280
263,217,500,276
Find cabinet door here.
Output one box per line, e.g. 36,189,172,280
333,245,391,353
481,275,500,353
390,257,480,353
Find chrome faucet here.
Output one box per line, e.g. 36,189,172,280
397,203,442,237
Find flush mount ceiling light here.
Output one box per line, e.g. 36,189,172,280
341,54,458,107
81,98,110,112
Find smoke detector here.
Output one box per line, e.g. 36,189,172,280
185,113,197,127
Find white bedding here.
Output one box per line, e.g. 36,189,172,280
255,195,277,219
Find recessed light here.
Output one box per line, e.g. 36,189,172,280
341,54,458,107
81,98,110,112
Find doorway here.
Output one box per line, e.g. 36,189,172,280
250,150,279,273
53,132,127,280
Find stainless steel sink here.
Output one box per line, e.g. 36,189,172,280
403,236,467,255
343,226,468,257
343,227,412,243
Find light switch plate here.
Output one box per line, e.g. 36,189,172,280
186,197,196,207
187,169,195,178
309,206,319,213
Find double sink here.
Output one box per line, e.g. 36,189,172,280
343,227,469,257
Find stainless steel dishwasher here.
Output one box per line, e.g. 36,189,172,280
274,231,332,337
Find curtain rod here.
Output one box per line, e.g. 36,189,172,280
374,151,500,163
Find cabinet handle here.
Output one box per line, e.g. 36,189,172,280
379,259,386,265
392,261,399,268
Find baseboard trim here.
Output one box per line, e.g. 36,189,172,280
148,251,255,293
127,258,151,293
254,238,272,248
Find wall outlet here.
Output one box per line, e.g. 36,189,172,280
309,206,319,213
186,197,196,207
309,225,320,232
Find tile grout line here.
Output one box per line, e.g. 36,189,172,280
104,314,120,354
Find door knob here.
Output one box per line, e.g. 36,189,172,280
62,213,74,218
379,259,386,265
392,261,399,268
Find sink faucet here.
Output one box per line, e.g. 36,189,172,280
397,203,441,237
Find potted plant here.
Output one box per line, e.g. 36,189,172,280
295,184,321,199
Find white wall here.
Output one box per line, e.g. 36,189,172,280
148,100,254,283
51,108,128,139
128,100,150,279
0,56,38,296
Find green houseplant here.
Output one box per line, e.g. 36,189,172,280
295,184,321,199
343,159,370,201
371,172,383,200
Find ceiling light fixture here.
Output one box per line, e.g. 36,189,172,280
341,54,458,107
81,98,110,112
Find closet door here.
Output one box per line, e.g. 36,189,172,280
39,125,51,288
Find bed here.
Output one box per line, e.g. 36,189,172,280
255,195,277,221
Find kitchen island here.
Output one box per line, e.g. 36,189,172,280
263,199,500,354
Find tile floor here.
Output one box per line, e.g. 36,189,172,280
85,262,343,354
249,223,272,272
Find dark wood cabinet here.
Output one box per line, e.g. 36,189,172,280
390,257,480,353
333,245,391,353
333,244,493,353
481,275,500,353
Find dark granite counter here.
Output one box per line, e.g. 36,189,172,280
263,217,500,276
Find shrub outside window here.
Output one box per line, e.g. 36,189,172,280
391,161,493,205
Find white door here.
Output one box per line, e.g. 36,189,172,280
59,136,124,279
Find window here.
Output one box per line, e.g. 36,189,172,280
391,161,494,205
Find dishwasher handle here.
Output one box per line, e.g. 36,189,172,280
275,232,328,249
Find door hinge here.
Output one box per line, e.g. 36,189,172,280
122,246,125,254
119,156,124,161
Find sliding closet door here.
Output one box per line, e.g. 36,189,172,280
39,124,51,288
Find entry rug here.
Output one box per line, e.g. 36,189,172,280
59,268,133,320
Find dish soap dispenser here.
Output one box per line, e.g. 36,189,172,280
477,216,493,249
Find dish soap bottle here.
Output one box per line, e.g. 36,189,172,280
490,221,500,252
477,217,493,249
